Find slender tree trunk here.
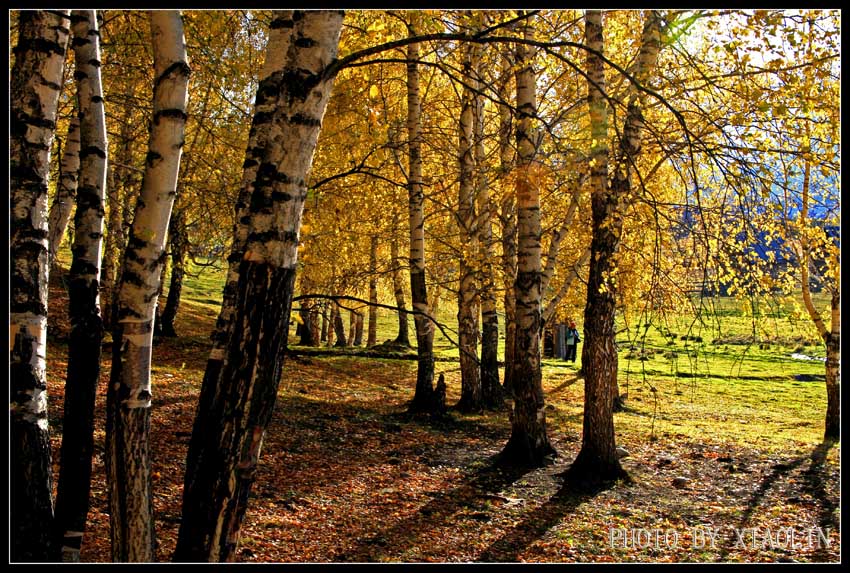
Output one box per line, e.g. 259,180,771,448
175,11,343,561
354,310,364,346
54,10,108,562
474,38,503,409
320,303,329,342
101,163,121,330
160,207,186,337
298,302,317,346
824,325,840,440
497,54,517,395
390,214,410,346
347,307,356,346
47,116,81,271
327,303,336,347
569,10,662,483
106,11,190,561
152,246,169,339
499,13,556,466
10,9,70,562
455,16,482,412
101,85,139,331
568,9,621,483
405,15,438,413
368,235,379,346
797,137,841,442
334,303,348,347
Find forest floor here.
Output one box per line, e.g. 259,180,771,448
44,267,840,563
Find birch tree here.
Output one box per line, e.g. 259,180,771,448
10,9,70,562
498,12,557,466
54,9,108,562
455,11,483,412
175,10,344,562
47,116,80,270
405,13,439,413
105,10,189,561
567,9,664,484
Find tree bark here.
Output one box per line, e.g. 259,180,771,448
367,234,379,346
347,307,356,346
54,10,108,562
175,11,343,561
10,9,70,562
106,11,190,561
320,303,329,342
160,207,186,337
498,13,556,466
390,213,410,346
474,35,503,410
47,116,81,271
497,54,518,395
101,80,140,331
354,310,364,346
405,14,437,413
455,14,482,412
568,10,662,484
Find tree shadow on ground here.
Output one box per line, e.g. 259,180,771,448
477,474,616,562
802,441,840,562
716,440,839,561
332,458,532,562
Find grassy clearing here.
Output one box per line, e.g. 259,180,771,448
43,254,839,563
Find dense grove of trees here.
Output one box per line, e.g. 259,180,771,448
9,9,839,562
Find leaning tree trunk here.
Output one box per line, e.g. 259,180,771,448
568,10,662,484
106,11,190,562
498,13,556,467
455,16,482,413
10,9,70,562
47,115,81,271
497,53,518,395
368,234,379,346
160,206,187,337
100,80,140,331
174,10,343,562
797,134,841,442
54,10,108,562
390,212,410,346
176,13,296,560
405,15,438,413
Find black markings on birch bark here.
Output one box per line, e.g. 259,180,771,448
10,9,70,562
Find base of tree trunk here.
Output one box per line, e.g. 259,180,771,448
564,449,628,488
454,396,483,414
408,374,446,416
393,335,411,347
496,433,557,468
160,324,178,337
824,422,840,443
613,395,626,412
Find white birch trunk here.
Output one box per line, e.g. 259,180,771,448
47,116,81,271
54,9,108,562
106,10,189,562
10,9,70,562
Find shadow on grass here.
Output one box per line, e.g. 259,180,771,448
332,458,533,562
477,477,614,562
717,440,839,561
803,441,840,561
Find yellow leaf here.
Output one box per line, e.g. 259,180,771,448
369,85,379,99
